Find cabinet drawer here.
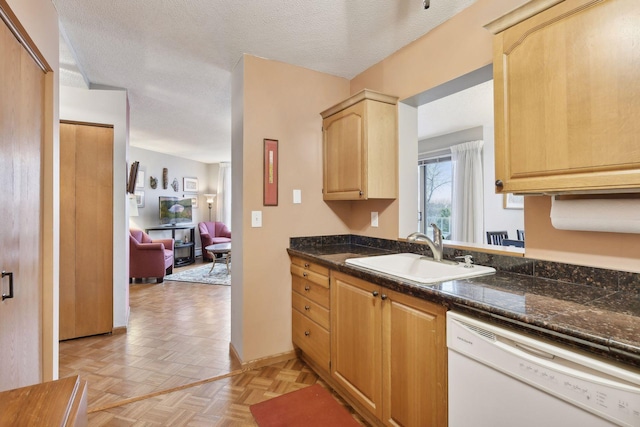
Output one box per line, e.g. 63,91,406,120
292,275,330,308
291,256,329,277
292,291,330,330
290,264,329,288
292,309,330,371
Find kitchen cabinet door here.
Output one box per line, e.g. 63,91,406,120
321,90,398,200
382,290,447,427
490,0,640,194
330,271,382,417
291,257,331,372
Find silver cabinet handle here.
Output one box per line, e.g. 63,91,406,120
372,291,379,297
2,271,14,301
304,331,310,337
304,305,310,311
304,285,310,291
304,263,310,268
381,294,388,301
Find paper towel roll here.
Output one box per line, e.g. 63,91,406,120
550,197,640,234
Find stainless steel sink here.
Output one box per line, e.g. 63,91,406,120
345,253,495,284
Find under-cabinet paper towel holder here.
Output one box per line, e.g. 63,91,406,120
550,195,640,234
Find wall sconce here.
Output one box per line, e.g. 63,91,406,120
204,193,216,221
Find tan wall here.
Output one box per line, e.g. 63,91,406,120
237,55,352,361
350,0,524,99
6,0,60,380
525,197,640,272
350,0,640,272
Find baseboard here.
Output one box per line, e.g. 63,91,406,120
229,342,297,371
112,326,127,335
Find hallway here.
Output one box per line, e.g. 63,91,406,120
59,271,365,425
59,280,237,411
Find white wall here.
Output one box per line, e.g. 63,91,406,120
59,86,129,329
399,102,418,237
129,146,220,254
482,125,524,241
230,56,245,359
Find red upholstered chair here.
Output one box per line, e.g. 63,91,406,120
198,221,231,261
129,229,174,283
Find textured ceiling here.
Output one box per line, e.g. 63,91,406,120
54,0,478,163
418,79,493,141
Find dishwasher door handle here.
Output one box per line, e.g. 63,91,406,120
515,342,555,360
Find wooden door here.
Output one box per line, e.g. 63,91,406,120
60,122,113,340
0,12,45,390
330,271,382,417
493,0,640,193
323,102,365,200
382,290,447,427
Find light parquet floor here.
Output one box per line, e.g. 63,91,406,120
59,259,367,426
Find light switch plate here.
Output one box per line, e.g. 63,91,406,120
293,189,302,204
251,211,262,227
371,211,379,227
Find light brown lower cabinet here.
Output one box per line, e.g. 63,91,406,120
330,271,447,427
290,257,331,372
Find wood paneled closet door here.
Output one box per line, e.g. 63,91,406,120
59,122,113,340
0,9,45,391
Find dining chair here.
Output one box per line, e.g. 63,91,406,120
517,229,525,241
502,239,524,248
486,231,509,245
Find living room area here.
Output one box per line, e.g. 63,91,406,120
127,146,230,261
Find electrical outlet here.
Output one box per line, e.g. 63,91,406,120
371,211,379,227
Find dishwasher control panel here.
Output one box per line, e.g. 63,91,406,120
447,312,640,426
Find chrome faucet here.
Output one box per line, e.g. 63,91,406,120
406,224,444,262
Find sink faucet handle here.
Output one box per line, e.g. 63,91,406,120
455,255,474,268
430,223,443,242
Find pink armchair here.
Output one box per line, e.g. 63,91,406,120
198,221,231,261
129,229,174,283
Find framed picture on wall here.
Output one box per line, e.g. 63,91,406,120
135,190,145,208
136,170,145,188
503,193,524,209
183,177,199,193
263,138,278,206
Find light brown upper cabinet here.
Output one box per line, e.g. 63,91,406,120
487,0,640,194
320,90,398,200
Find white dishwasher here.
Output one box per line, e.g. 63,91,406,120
447,311,640,427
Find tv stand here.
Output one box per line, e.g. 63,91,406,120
145,225,195,267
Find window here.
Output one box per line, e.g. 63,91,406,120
418,156,452,239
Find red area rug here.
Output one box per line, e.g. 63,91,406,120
249,384,361,427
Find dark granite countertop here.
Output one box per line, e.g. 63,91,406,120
288,243,640,369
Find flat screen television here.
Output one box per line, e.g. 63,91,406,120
159,196,193,225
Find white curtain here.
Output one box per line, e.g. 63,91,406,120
216,162,231,229
450,140,484,243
